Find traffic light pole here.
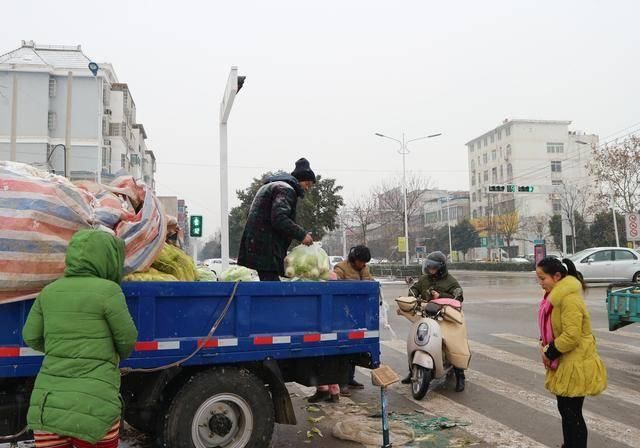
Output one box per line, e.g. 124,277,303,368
219,67,245,272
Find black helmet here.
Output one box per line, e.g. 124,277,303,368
422,251,448,278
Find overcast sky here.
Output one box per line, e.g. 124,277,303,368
3,0,639,240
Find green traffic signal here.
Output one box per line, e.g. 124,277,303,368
190,215,203,237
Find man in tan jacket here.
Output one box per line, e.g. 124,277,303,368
334,245,374,394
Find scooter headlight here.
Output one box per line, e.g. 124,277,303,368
415,323,430,346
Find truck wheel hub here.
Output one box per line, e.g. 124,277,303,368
209,412,234,436
192,394,253,448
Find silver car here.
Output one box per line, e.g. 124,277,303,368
571,247,640,283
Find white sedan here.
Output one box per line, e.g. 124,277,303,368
571,247,640,283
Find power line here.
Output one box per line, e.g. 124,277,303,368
155,161,468,174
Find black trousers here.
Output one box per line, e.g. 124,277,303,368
557,396,587,448
258,271,280,281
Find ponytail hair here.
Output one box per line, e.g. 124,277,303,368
537,256,586,290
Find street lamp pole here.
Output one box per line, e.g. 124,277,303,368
375,132,442,265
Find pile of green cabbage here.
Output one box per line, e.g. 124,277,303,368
219,266,257,282
284,243,331,280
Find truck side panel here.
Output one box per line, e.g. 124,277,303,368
0,281,381,378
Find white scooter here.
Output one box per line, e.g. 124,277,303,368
395,295,462,399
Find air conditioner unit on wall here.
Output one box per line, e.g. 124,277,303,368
104,139,111,146
104,109,112,115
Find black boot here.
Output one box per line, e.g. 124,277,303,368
401,371,412,384
307,391,330,403
454,368,465,392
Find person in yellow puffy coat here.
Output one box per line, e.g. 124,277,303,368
536,256,607,448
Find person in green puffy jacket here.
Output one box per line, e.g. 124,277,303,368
22,229,138,446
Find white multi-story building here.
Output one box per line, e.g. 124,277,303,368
466,119,598,255
0,40,156,188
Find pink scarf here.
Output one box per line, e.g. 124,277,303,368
538,293,559,370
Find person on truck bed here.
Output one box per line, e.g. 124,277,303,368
238,158,316,281
334,245,374,396
22,229,138,448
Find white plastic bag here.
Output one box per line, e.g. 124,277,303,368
284,243,331,280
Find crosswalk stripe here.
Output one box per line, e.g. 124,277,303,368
384,339,640,448
492,333,640,377
594,327,640,340
469,340,640,405
381,340,549,448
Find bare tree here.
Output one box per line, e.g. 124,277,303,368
374,173,433,224
557,182,592,253
589,136,640,213
523,214,550,242
349,193,377,245
372,174,433,256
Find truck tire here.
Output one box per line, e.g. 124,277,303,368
162,367,274,448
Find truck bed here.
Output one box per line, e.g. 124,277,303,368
0,281,381,378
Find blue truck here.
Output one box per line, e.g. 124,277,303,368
0,280,381,448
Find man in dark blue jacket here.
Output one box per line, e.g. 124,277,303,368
238,158,315,281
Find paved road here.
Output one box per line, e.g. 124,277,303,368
369,272,640,448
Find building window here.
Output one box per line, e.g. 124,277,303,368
471,170,476,186
479,206,483,216
547,142,564,154
48,112,56,130
472,210,477,219
500,165,504,182
121,154,127,169
470,159,475,170
469,144,474,153
497,130,502,140
551,161,562,173
492,167,497,183
490,133,495,143
552,180,563,186
472,192,477,202
477,173,481,185
483,170,489,182
505,126,511,137
491,149,497,161
507,163,513,180
483,153,488,164
484,137,488,147
505,144,512,159
48,78,56,97
552,199,562,214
